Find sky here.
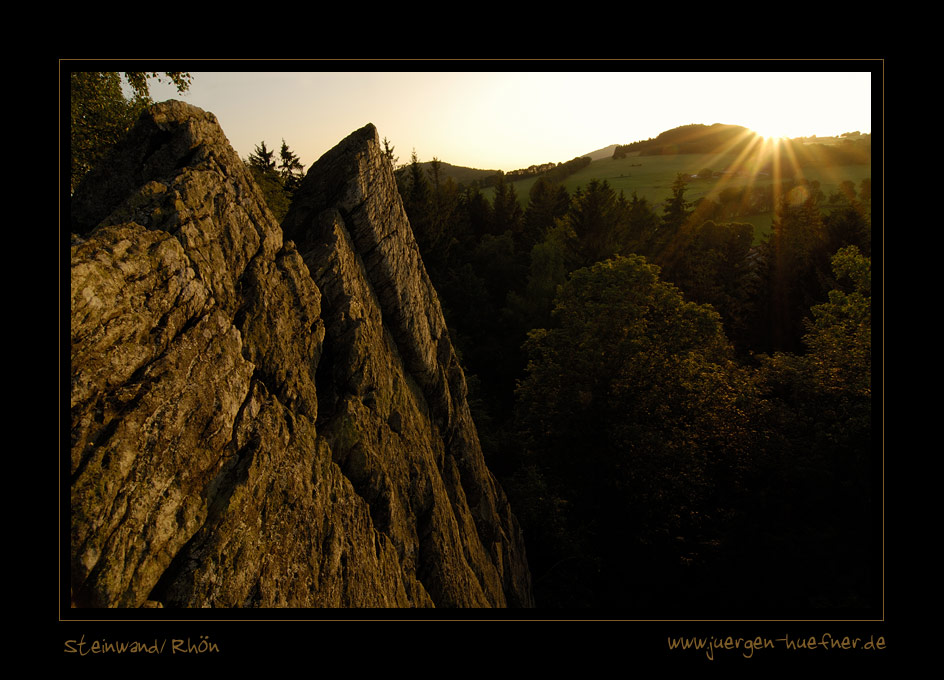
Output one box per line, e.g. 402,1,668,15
141,68,875,173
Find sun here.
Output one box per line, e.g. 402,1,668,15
744,112,811,141
749,125,790,142
694,123,807,212
746,115,820,142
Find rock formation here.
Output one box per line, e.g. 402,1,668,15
68,100,533,608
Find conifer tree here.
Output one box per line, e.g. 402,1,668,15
382,137,398,168
522,177,570,252
653,173,694,266
248,141,277,173
246,141,289,220
765,191,830,351
489,172,523,237
278,139,305,193
403,150,434,255
561,179,626,269
624,191,661,255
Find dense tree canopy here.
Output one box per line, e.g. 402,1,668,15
391,145,876,614
745,244,874,609
560,179,627,269
803,245,871,399
521,176,569,251
514,255,762,608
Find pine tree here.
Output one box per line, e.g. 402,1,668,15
624,191,660,256
278,139,305,193
462,186,493,240
522,177,570,252
489,172,523,238
403,150,434,254
561,179,626,269
246,141,289,221
382,137,398,168
652,173,696,274
248,141,276,173
424,157,459,279
762,192,830,352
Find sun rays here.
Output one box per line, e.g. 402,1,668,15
681,127,807,229
654,126,830,267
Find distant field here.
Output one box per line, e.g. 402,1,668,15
500,151,872,245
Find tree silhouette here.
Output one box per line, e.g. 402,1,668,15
248,141,277,172
278,139,305,193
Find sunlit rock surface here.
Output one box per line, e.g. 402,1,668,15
69,101,533,608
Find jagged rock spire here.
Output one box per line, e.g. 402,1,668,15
69,101,533,608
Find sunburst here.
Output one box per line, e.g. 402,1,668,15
660,126,809,260
693,128,805,213
749,127,789,142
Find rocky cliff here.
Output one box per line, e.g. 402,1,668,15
68,100,533,608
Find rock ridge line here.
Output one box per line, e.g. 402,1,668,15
69,101,533,608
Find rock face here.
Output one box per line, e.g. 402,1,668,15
69,100,533,608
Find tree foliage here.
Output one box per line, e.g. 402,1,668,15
248,141,276,172
518,255,749,489
651,173,695,267
122,72,192,100
402,150,436,258
759,191,833,352
489,172,524,238
243,139,306,221
70,71,191,192
657,219,757,346
521,176,570,252
390,145,876,612
382,137,398,168
560,179,627,269
279,139,306,193
515,256,762,606
801,245,871,402
747,245,874,607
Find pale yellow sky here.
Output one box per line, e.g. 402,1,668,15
143,69,875,173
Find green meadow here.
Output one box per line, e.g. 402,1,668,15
501,150,871,244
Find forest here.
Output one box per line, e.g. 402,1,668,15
384,140,876,616
70,72,877,616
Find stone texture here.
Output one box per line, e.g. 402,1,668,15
68,101,533,609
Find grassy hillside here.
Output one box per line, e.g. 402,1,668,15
502,149,871,243
407,125,871,245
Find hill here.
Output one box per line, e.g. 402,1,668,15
579,143,620,161
395,159,498,187
511,126,870,242
614,123,755,157
396,123,871,243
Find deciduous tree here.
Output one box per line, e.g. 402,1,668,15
70,71,192,192
516,254,760,607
